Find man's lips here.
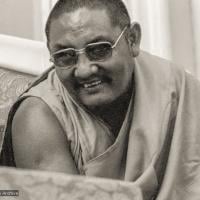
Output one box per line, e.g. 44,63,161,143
76,76,111,89
82,80,102,88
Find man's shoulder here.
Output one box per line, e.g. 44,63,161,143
137,51,183,75
136,51,187,89
12,97,56,131
12,96,65,154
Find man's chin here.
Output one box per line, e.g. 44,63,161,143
81,97,114,111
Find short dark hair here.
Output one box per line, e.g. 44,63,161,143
45,0,131,47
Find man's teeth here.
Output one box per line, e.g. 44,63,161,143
83,80,102,88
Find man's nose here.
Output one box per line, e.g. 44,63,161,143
74,54,98,79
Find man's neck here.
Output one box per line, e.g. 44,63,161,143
90,85,133,138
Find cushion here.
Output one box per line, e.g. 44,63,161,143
0,67,35,138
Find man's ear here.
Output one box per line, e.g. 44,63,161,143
127,22,141,57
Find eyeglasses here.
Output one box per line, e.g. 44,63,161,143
50,26,127,68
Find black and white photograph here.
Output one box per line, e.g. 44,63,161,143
0,0,200,199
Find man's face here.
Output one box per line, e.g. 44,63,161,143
48,7,136,109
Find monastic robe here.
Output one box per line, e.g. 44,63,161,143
1,51,200,200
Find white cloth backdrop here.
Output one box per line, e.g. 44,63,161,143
125,0,200,77
45,0,200,77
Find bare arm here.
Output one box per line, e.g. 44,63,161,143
12,97,78,174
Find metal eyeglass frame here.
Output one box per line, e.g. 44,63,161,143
50,26,128,66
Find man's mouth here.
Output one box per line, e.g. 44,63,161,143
75,76,111,91
83,80,102,88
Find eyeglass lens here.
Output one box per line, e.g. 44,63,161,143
54,42,113,67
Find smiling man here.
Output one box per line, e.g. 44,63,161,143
1,0,200,199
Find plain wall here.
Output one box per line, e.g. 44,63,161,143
0,0,43,41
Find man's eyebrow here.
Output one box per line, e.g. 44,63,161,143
88,36,114,44
52,44,73,52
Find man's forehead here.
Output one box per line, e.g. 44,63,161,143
49,7,118,42
57,7,110,31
